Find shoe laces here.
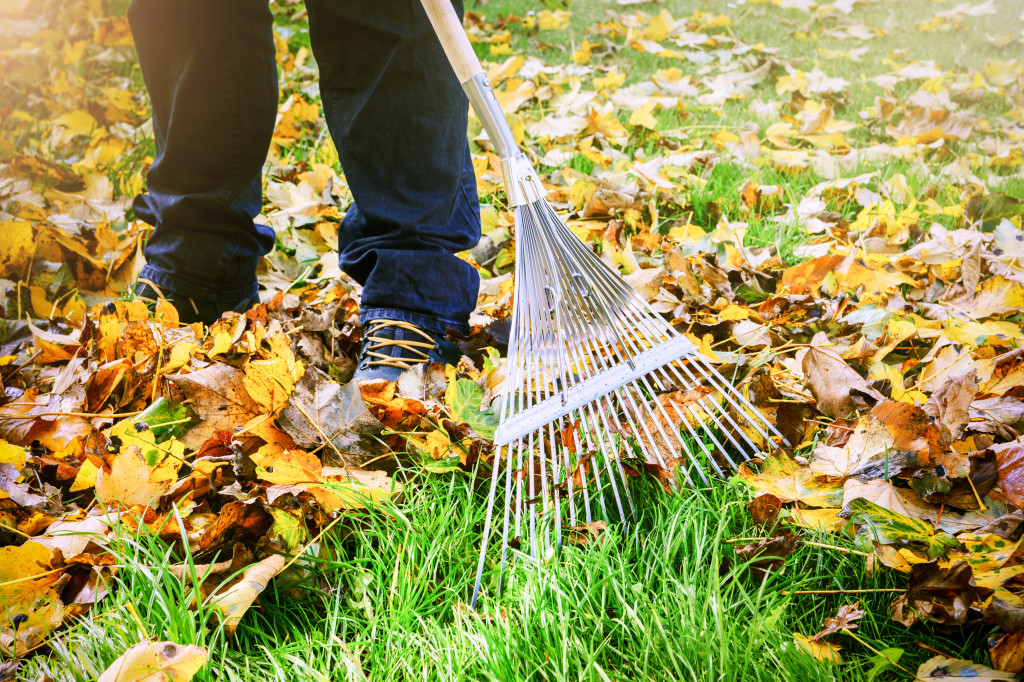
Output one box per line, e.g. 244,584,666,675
361,319,438,371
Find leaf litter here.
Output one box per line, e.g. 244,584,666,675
1,0,1024,677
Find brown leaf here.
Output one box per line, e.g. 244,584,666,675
924,369,978,442
802,332,884,418
748,493,782,530
890,560,993,627
812,602,864,641
196,501,273,556
278,367,387,468
167,364,263,449
735,532,801,580
991,442,1024,508
990,631,1024,674
565,520,608,546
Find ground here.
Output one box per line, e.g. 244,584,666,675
1,0,1024,680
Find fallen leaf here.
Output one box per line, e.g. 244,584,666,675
278,367,387,467
793,632,842,663
802,332,884,418
209,554,286,635
890,561,993,626
95,446,174,509
168,364,262,449
916,655,1016,681
97,640,208,682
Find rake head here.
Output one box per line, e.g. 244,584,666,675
469,186,780,605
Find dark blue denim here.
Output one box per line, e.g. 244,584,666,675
128,0,481,334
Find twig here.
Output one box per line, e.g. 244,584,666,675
0,409,144,419
966,474,987,512
781,588,904,595
0,523,31,539
725,538,868,556
0,566,66,588
280,513,346,575
805,419,854,431
916,641,954,659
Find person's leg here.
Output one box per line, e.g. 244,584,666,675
128,0,278,319
304,0,481,337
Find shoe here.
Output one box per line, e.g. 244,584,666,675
351,319,461,383
133,279,259,326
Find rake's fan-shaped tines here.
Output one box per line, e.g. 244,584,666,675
413,0,779,608
469,196,780,606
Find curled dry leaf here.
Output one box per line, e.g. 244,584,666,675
748,493,782,530
812,602,864,641
209,554,287,635
989,631,1024,674
97,640,208,682
735,532,801,580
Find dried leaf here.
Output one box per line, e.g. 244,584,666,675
97,640,208,682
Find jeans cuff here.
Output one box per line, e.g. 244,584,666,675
359,307,470,336
138,264,259,305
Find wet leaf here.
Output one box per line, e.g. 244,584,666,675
890,561,993,627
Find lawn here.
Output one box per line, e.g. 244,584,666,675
2,0,1024,680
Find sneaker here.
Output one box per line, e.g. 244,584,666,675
351,319,461,383
133,279,260,326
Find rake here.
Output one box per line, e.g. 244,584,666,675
419,0,779,606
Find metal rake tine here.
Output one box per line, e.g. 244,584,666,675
693,355,782,440
688,358,780,445
536,258,639,521
654,364,755,465
648,365,748,459
471,440,505,608
541,228,705,491
661,361,762,459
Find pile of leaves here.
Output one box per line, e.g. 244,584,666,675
2,0,1024,677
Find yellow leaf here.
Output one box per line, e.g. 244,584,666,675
628,101,659,130
537,9,570,31
70,459,99,492
0,541,64,656
98,640,208,682
311,467,398,510
644,9,674,41
210,555,286,636
593,72,626,89
572,38,594,65
243,357,303,413
793,632,842,663
53,109,98,144
0,440,27,470
0,220,34,279
95,446,174,509
718,304,749,321
255,449,322,486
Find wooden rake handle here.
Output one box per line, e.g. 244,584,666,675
419,0,484,83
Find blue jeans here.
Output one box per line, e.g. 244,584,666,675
127,0,481,334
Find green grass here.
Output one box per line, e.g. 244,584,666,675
21,472,990,681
